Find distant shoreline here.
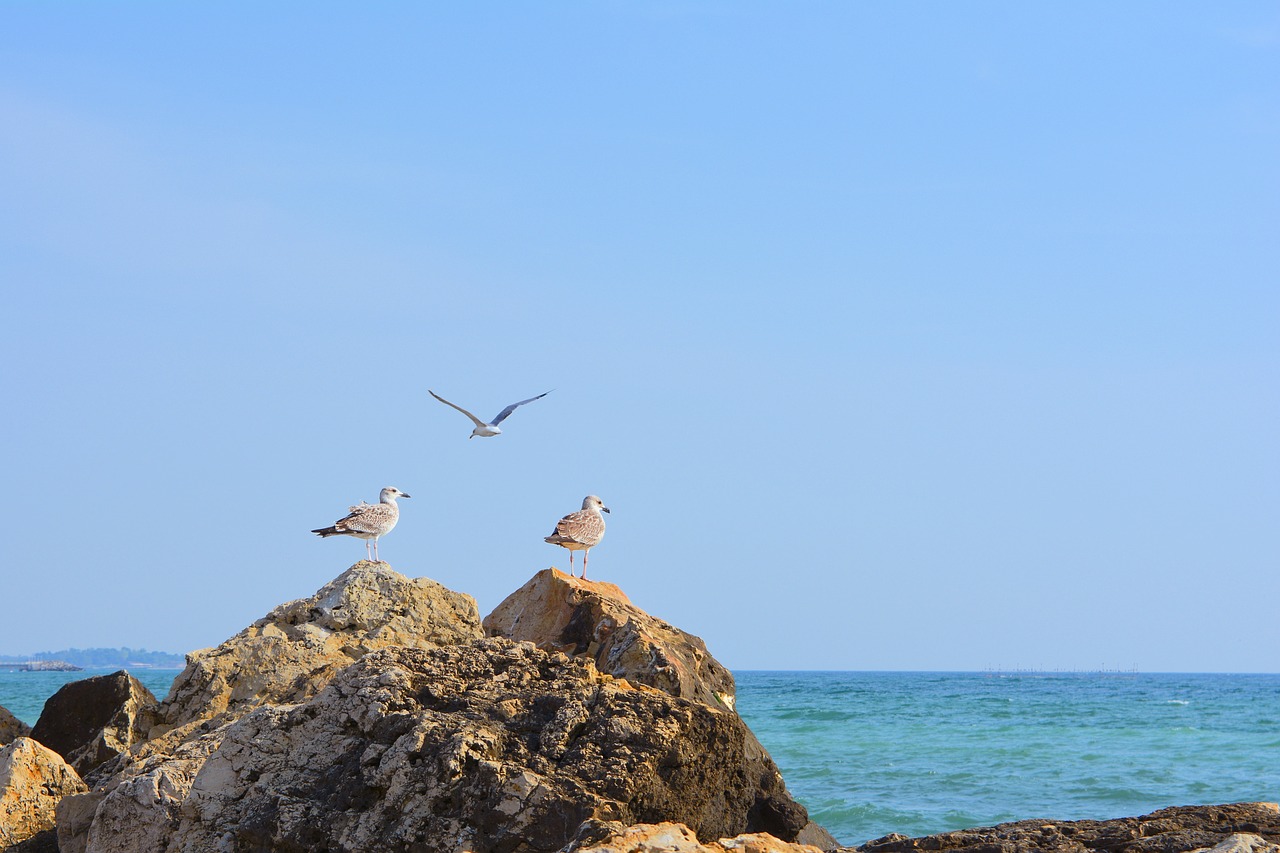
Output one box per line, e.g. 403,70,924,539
0,660,82,672
0,647,185,669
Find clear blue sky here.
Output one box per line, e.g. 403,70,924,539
2,3,1276,672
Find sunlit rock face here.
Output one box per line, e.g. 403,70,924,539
484,568,738,711
0,736,88,849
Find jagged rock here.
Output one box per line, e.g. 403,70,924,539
567,821,828,852
796,822,840,851
0,737,88,849
854,803,1280,853
62,726,224,853
485,570,834,847
154,561,483,732
84,640,807,853
0,704,31,746
27,671,157,777
1196,835,1280,853
484,568,737,710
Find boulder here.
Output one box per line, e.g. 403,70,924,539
0,704,31,746
485,570,834,846
154,560,483,732
0,737,88,849
567,821,828,852
484,569,737,710
85,640,809,853
61,727,224,853
855,803,1280,853
28,671,157,777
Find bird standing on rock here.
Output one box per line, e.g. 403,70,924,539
311,486,410,563
544,495,609,578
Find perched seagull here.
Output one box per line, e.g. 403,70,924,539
429,389,550,439
311,486,410,563
544,495,610,579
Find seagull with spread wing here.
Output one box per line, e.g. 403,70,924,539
429,389,550,438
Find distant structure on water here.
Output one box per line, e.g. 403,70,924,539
0,660,82,672
982,665,1140,677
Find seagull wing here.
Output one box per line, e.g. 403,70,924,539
429,390,489,428
491,391,551,425
550,508,604,545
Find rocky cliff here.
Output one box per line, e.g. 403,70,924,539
26,562,808,853
2,562,1274,853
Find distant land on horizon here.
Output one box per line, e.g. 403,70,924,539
0,647,185,668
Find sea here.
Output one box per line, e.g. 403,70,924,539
4,669,1278,848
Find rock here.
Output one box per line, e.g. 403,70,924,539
1195,834,1280,853
53,790,102,853
854,803,1280,853
0,704,31,746
566,820,827,852
86,640,808,853
796,821,841,851
66,727,223,853
27,671,157,777
154,561,483,732
0,737,88,849
484,568,737,710
484,570,828,844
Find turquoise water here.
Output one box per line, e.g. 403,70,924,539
3,670,1277,847
1,668,182,726
736,671,1280,846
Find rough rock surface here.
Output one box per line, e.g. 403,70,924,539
485,570,836,846
568,821,828,852
0,737,88,849
854,803,1280,853
28,671,157,777
484,568,737,710
0,704,31,746
154,561,483,732
85,640,808,853
60,724,225,853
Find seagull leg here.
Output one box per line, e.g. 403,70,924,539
365,540,373,562
582,549,588,579
373,537,381,563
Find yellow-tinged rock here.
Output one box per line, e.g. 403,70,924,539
0,736,88,847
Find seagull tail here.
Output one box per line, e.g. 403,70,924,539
311,527,341,537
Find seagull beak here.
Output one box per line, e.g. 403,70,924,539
401,493,412,499
602,507,611,513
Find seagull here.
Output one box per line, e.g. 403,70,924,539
428,389,550,439
311,486,410,563
544,495,609,578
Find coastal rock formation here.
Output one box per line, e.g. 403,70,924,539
484,569,737,710
0,737,88,849
855,802,1280,853
86,640,807,852
154,561,483,732
485,570,836,846
567,821,828,852
28,671,157,777
58,722,230,853
0,704,30,746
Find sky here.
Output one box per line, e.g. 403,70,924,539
1,2,1276,673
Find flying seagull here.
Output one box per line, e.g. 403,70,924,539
311,486,410,563
544,495,609,578
429,389,550,439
